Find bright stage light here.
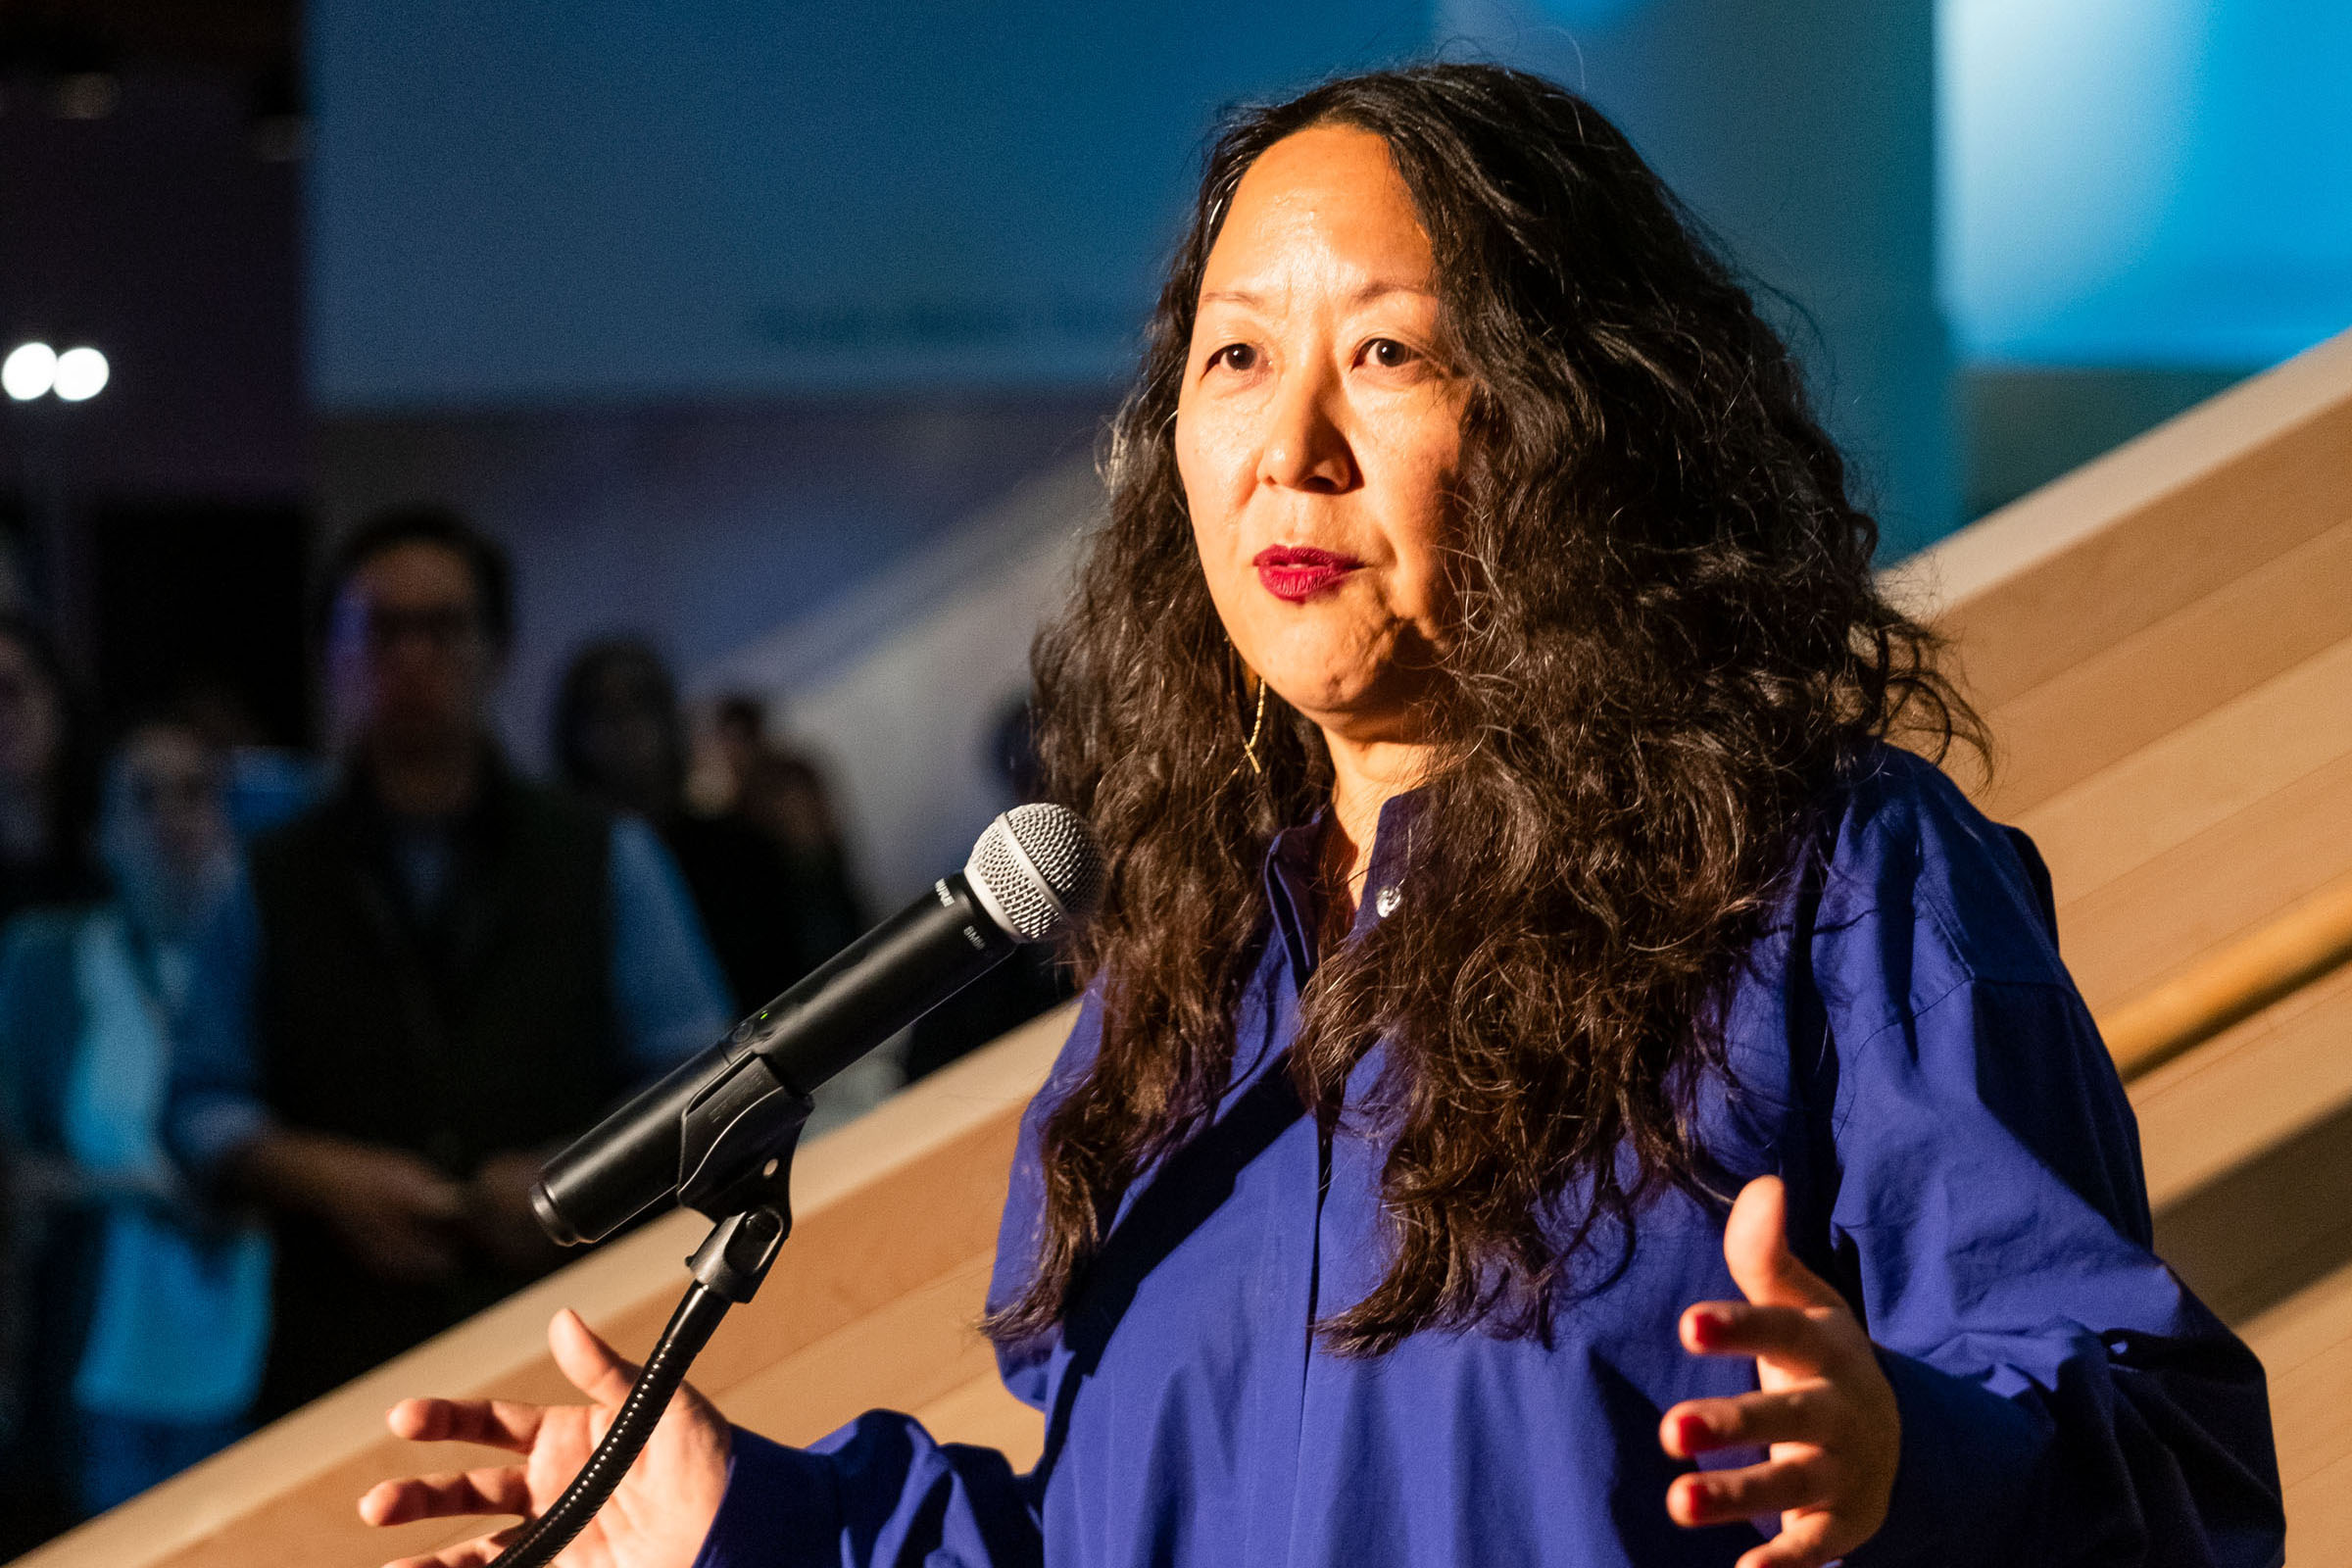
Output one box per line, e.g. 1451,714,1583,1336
53,347,109,402
3,342,57,401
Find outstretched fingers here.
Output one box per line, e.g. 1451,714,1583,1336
1681,1300,1842,1376
1667,1453,1837,1529
385,1396,548,1452
359,1465,532,1529
1660,1384,1839,1458
1666,1176,1901,1565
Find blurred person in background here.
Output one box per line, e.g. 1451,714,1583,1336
0,615,104,1549
167,507,732,1420
555,638,809,1009
173,674,326,840
685,694,769,816
0,716,269,1532
734,748,863,972
0,617,103,928
684,689,865,984
902,693,1074,1081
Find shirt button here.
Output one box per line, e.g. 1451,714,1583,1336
1374,884,1401,918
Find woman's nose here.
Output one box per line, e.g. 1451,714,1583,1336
1256,366,1357,495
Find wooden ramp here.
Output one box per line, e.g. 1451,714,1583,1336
15,326,2352,1566
1896,324,2352,1559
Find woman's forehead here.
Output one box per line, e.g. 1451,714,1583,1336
1202,125,1435,300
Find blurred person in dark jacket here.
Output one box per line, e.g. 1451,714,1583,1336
167,509,731,1419
0,717,269,1524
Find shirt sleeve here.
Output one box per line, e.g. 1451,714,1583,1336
164,878,272,1184
1816,771,2283,1566
609,816,736,1076
690,1420,1042,1568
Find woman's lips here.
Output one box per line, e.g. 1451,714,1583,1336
1252,545,1362,602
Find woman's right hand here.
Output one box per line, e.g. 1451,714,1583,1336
359,1308,733,1568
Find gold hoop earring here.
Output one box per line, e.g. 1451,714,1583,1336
1242,673,1268,776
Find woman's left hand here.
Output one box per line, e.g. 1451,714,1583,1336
1661,1175,1901,1568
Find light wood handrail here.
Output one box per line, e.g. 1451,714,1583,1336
2104,875,2352,1081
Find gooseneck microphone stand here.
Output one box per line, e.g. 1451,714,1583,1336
485,1083,815,1568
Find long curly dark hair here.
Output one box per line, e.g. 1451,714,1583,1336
987,64,1978,1356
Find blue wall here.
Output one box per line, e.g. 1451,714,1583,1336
313,2,2351,558
315,0,1959,546
310,0,1431,406
1442,0,1951,549
1942,0,2352,366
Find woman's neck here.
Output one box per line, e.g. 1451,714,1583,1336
1318,733,1436,927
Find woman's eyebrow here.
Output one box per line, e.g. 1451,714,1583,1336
1198,279,1436,310
1345,279,1439,307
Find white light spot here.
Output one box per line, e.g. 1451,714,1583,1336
52,347,108,402
1375,885,1401,919
3,342,56,401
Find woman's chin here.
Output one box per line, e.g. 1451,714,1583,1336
1261,676,1435,750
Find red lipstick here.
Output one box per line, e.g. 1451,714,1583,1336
1253,545,1361,603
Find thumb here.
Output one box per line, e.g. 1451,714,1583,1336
1722,1175,1842,1310
549,1307,642,1408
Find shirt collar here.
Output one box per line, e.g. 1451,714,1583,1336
1260,787,1428,979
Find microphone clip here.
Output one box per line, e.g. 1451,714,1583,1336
675,1052,811,1223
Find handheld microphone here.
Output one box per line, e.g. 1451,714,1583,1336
530,803,1102,1247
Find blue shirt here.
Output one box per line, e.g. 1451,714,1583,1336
166,815,732,1177
697,747,2281,1568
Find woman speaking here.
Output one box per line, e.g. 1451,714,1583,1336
361,65,2280,1568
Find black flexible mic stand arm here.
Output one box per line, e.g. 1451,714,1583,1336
485,1058,815,1568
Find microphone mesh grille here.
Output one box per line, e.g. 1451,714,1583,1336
967,803,1104,942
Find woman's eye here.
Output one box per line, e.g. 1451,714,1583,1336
1364,338,1417,369
1208,343,1259,373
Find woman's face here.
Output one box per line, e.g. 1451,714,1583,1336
1176,124,1467,748
117,724,228,883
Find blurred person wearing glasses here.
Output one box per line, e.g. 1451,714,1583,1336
166,508,731,1420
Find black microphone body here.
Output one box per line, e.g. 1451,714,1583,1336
533,870,1018,1247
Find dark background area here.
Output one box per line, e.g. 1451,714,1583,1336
91,501,309,744
1,0,307,740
